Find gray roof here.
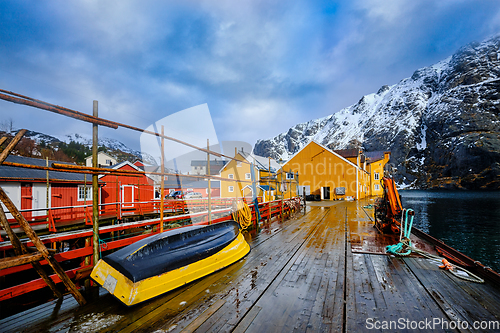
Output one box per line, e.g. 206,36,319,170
190,160,227,167
0,155,93,183
163,175,220,188
240,151,281,172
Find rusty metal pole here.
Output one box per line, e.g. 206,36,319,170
92,100,99,266
207,139,212,224
160,125,165,233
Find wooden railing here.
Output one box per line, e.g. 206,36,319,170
0,197,263,236
0,197,300,301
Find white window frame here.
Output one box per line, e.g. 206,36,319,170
237,161,242,167
228,174,234,179
77,185,92,201
374,184,380,191
245,173,251,180
228,186,234,193
286,173,294,180
374,172,380,180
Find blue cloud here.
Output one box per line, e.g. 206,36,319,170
0,0,499,151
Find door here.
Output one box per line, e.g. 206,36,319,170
322,187,330,200
21,183,33,220
299,185,310,196
32,183,50,217
122,185,135,208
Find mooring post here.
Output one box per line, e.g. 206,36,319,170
268,157,271,222
92,100,99,266
160,125,165,233
207,139,212,224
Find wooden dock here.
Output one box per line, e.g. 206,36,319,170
1,199,500,332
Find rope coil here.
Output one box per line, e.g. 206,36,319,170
385,209,483,283
232,200,252,230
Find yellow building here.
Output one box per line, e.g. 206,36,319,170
219,149,281,201
366,151,391,196
280,141,388,200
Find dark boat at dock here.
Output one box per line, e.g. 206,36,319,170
91,220,250,306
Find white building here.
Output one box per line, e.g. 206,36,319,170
85,151,117,167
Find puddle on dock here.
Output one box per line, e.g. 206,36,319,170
68,312,123,332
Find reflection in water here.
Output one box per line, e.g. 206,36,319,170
400,190,500,273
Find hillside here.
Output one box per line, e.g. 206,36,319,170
254,35,500,189
0,130,155,165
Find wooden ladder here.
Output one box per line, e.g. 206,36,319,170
0,129,86,306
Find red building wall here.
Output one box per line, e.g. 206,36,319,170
100,164,154,213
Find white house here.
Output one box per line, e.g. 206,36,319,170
85,152,117,167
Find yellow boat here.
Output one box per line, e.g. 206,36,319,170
91,221,250,306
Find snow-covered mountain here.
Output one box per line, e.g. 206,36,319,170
24,130,157,165
254,35,500,189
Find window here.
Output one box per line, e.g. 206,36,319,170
228,174,234,179
286,173,294,180
374,172,380,180
374,184,380,191
78,185,92,201
245,173,251,180
206,188,209,194
228,186,234,192
106,159,112,165
236,161,242,167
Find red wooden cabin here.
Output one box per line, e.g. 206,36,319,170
99,161,155,216
0,155,99,226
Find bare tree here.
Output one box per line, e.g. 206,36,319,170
0,117,14,133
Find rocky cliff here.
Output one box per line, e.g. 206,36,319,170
254,35,500,189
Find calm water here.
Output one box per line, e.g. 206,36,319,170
400,190,500,273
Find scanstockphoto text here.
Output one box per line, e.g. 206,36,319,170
366,317,500,331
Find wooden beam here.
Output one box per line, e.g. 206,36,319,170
0,204,62,298
0,91,118,129
0,136,7,147
0,252,44,269
0,187,86,305
0,129,26,164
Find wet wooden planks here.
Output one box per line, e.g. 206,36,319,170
404,257,500,328
3,201,500,332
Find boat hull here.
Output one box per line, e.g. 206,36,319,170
91,224,250,306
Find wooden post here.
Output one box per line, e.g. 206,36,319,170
115,175,119,218
0,187,86,305
0,129,26,164
92,100,99,266
160,125,165,233
281,170,284,222
207,139,212,224
46,157,49,221
268,157,271,222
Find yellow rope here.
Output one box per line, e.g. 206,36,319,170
232,200,252,230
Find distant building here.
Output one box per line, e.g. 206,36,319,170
99,161,155,212
365,151,391,196
162,175,220,198
85,151,116,167
219,149,281,201
190,160,227,175
279,141,389,200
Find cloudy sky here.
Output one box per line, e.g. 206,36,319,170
1,0,500,153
